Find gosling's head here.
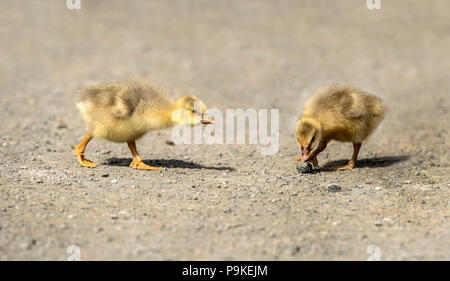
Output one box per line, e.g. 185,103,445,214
295,117,321,161
172,95,214,126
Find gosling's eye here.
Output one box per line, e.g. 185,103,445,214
192,109,198,114
311,136,315,143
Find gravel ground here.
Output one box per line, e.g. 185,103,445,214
0,0,449,260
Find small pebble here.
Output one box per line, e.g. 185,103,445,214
111,179,117,184
327,184,341,192
110,214,119,219
297,163,313,174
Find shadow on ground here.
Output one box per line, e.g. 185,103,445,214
320,155,410,171
103,157,235,171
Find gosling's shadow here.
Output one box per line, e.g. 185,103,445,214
319,155,410,172
103,157,235,171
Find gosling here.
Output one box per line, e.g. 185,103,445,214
294,84,386,170
73,80,214,170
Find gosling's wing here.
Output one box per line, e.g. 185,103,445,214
110,80,175,119
309,85,364,119
78,82,142,120
324,86,373,119
343,88,386,120
341,91,365,119
79,83,119,109
111,87,142,119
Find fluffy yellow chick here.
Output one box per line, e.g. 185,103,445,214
294,84,386,170
73,80,213,170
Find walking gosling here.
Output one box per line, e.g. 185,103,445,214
73,80,214,170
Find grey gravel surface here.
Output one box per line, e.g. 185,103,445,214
0,0,449,260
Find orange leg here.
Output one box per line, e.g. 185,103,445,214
127,141,162,170
294,156,319,167
73,133,97,168
337,142,361,170
293,140,328,166
309,140,328,167
311,156,319,168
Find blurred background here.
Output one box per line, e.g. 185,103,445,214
0,0,449,260
2,0,449,134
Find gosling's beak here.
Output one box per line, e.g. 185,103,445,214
201,113,214,124
302,147,310,161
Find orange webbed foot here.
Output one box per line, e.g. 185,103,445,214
76,155,97,168
74,144,97,168
130,159,162,170
336,162,355,171
293,156,302,162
